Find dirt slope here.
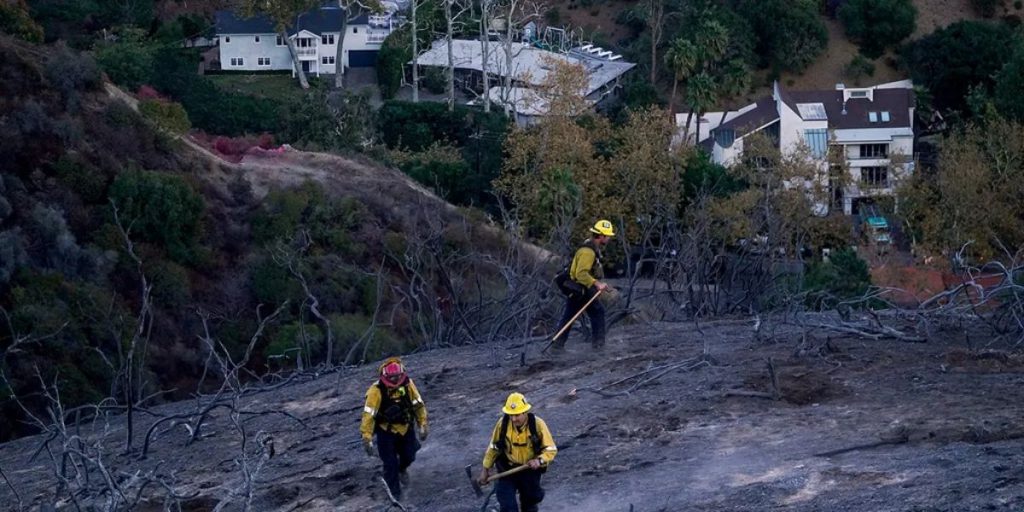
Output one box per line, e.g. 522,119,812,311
2,314,1023,511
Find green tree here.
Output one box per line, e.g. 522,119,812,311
838,0,917,58
685,72,717,143
803,248,872,308
736,0,828,73
94,29,156,91
108,171,204,264
994,48,1024,122
902,20,1019,113
0,0,43,42
970,0,1004,17
664,37,698,116
898,118,1024,261
377,26,411,99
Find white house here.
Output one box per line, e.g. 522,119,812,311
214,6,403,76
678,80,916,215
414,39,635,124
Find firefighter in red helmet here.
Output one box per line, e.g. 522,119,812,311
359,357,428,500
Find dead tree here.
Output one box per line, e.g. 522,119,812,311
110,199,154,455
334,0,385,89
493,0,542,120
273,230,335,367
16,370,191,511
442,0,471,111
478,0,494,112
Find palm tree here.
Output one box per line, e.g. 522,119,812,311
664,38,697,120
694,19,728,69
686,72,716,144
716,58,751,129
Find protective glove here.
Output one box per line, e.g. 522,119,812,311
477,467,491,486
418,424,429,442
363,439,375,458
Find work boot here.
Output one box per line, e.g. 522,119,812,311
399,470,410,486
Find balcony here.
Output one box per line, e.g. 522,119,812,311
367,31,388,44
368,14,391,28
296,48,317,59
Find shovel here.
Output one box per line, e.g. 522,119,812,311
466,464,534,497
541,289,603,353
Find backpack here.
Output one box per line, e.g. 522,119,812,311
494,413,548,473
375,382,414,425
553,241,601,298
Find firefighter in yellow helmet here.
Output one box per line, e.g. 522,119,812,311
478,393,557,512
360,357,428,501
552,219,615,351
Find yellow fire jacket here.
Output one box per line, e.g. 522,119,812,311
360,379,427,441
482,415,558,469
569,241,603,288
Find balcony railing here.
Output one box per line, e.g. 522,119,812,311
367,32,388,44
368,14,391,28
296,48,317,58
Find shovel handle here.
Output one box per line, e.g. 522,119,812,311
551,289,603,341
485,463,534,483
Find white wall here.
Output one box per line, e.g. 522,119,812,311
776,99,805,155
219,33,293,71
838,133,915,214
217,24,385,74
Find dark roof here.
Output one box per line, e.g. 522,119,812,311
787,87,914,130
717,97,780,136
215,6,353,36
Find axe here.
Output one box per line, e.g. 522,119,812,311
466,463,534,496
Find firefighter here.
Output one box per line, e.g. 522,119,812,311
552,219,615,351
360,357,428,501
478,393,557,512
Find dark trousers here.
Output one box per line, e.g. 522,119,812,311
554,287,605,345
495,466,545,512
376,427,419,499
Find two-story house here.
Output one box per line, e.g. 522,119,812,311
214,6,401,76
678,80,916,215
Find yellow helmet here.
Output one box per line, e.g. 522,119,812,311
589,219,615,237
502,392,532,415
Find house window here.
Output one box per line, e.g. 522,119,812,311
225,36,231,43
258,57,271,66
861,166,889,188
254,35,260,43
850,90,868,98
322,34,335,44
868,112,878,123
277,35,284,46
353,27,358,33
230,57,244,66
859,144,888,158
881,111,891,122
322,56,336,65
803,129,828,158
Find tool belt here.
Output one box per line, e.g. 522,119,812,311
553,268,586,298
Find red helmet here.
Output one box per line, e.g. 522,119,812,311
379,358,408,388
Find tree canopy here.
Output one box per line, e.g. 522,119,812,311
735,0,828,74
838,0,917,58
902,20,1020,114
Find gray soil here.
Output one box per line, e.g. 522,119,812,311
2,318,1024,511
